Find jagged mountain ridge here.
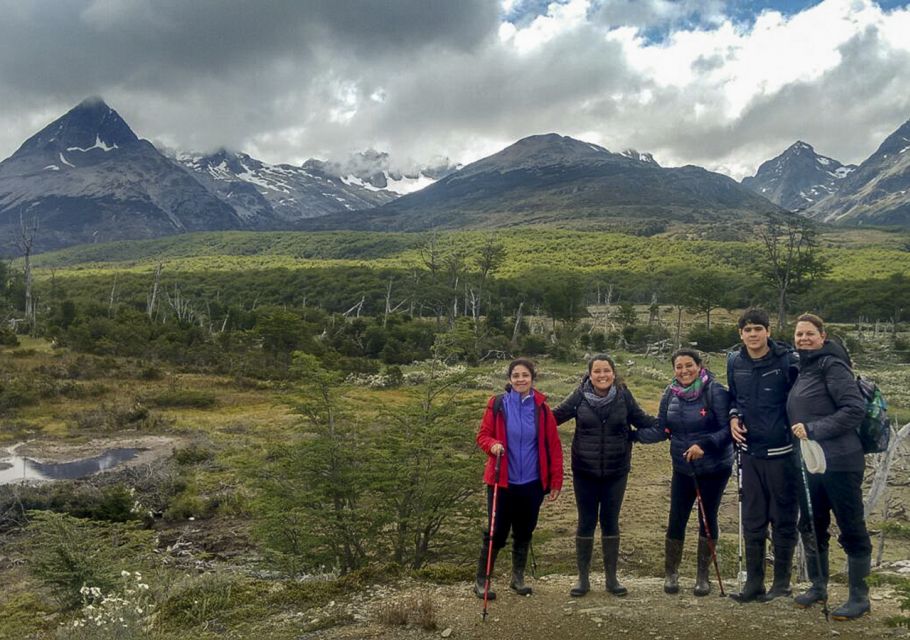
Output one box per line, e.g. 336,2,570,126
304,133,784,231
0,98,243,252
0,98,407,252
803,118,910,225
741,141,855,211
176,149,397,223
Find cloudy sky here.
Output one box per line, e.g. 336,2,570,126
1,0,909,178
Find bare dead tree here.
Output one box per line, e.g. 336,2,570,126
164,283,196,323
108,276,118,317
382,279,408,327
864,420,910,520
147,263,163,320
17,211,39,334
343,296,365,318
511,301,524,344
474,235,505,318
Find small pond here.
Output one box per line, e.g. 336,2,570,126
0,447,141,484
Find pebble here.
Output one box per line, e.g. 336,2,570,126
441,628,453,637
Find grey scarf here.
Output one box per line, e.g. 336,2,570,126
582,378,618,409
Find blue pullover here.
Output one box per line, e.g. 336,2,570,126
503,389,540,485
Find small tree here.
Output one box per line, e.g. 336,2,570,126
255,353,376,575
680,271,728,330
376,363,478,568
757,214,829,331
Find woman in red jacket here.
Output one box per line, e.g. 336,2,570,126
474,358,564,599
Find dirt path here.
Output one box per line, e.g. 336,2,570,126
307,574,909,640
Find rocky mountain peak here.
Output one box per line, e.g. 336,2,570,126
11,97,141,160
869,117,910,157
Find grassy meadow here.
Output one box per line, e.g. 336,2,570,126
2,227,910,638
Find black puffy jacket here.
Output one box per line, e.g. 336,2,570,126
553,379,658,478
727,339,799,459
787,340,865,472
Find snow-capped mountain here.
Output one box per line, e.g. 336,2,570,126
176,149,397,224
620,148,659,165
303,150,460,196
741,141,855,211
306,133,783,231
0,97,242,252
803,118,910,226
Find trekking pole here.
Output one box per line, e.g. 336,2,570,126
482,451,503,622
734,438,746,591
690,460,726,597
797,447,829,621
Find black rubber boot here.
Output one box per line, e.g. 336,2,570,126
795,536,828,608
761,543,794,602
570,536,594,597
602,535,628,596
831,554,871,621
510,541,533,596
473,543,500,600
730,540,766,603
694,537,711,597
664,537,684,595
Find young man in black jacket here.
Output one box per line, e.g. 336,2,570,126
727,308,800,603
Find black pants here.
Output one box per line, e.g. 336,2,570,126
798,469,872,557
485,480,545,549
667,468,731,541
741,454,800,546
574,471,628,537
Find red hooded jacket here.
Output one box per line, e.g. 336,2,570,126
476,389,564,491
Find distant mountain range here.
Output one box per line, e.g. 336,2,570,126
741,121,910,225
1,97,908,254
305,133,783,231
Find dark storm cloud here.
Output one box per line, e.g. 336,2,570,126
0,0,500,160
0,0,908,179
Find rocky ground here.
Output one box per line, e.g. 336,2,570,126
297,572,909,640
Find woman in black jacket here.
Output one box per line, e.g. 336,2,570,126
788,313,871,620
635,349,732,596
553,354,658,598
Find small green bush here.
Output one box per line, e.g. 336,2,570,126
686,324,740,353
173,443,214,466
22,511,155,609
156,572,248,631
0,327,20,347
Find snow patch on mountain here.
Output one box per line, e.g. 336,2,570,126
67,135,119,153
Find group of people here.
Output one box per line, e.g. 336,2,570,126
474,307,872,622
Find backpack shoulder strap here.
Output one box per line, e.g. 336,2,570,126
493,393,505,416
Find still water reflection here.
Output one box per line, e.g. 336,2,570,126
0,448,140,484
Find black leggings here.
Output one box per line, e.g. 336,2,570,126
574,472,628,537
666,468,731,541
485,480,545,549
